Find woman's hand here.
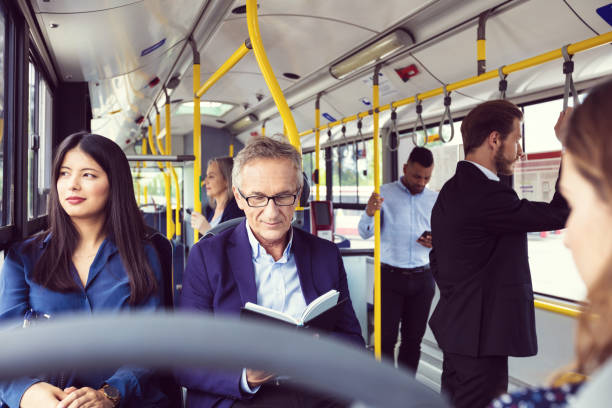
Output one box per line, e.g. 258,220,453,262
190,211,211,233
20,382,68,408
55,387,114,408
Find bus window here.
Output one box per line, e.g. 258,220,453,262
0,7,6,227
398,121,464,193
27,62,52,220
519,97,586,301
334,208,373,249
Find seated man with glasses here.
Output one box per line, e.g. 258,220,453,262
177,136,364,408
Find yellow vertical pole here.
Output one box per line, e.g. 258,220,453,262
315,97,321,201
229,144,234,157
165,98,181,237
144,185,148,205
136,181,141,206
154,111,174,240
373,66,382,361
261,122,266,137
141,138,147,166
193,62,203,241
246,0,300,152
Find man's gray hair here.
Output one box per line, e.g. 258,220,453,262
232,135,303,190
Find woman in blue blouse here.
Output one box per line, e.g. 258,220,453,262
0,132,168,408
489,80,612,407
190,156,244,234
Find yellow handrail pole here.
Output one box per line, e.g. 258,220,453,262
261,121,266,137
297,31,612,138
136,181,141,206
155,133,175,240
193,62,203,241
147,121,173,239
156,109,174,240
246,0,300,152
140,138,147,204
195,43,251,98
534,299,581,318
373,65,382,361
229,143,234,157
144,185,148,205
315,96,321,201
165,96,181,237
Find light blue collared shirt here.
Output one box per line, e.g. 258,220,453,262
240,223,307,393
464,160,500,181
358,179,438,268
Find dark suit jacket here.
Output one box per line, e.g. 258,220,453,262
204,198,244,223
177,220,364,408
429,161,569,358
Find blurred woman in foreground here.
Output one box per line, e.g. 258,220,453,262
490,79,612,407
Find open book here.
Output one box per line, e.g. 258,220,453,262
242,289,342,329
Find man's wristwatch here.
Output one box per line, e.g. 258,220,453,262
101,384,121,407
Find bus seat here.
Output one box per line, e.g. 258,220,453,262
145,227,175,309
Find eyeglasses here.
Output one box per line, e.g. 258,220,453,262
237,188,299,208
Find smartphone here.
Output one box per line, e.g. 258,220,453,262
186,208,193,215
418,230,432,240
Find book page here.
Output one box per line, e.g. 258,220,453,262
301,289,340,323
243,302,300,325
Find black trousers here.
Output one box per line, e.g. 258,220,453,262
232,382,348,408
441,352,508,408
380,263,435,373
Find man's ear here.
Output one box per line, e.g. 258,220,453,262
232,186,245,210
487,131,501,151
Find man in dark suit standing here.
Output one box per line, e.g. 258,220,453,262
429,100,571,408
178,136,364,408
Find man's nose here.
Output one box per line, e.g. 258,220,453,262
262,198,280,215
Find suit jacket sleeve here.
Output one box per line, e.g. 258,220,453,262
482,170,569,234
175,243,246,400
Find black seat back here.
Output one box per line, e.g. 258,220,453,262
145,227,174,308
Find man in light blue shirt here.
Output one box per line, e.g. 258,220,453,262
358,147,437,373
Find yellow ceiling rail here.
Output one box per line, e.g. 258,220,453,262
246,0,300,152
195,42,251,98
299,30,612,138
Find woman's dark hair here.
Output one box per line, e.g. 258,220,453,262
31,132,157,304
562,79,612,374
460,100,523,156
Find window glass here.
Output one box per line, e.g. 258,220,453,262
26,63,52,219
339,143,357,203
27,63,36,219
37,78,51,216
356,139,373,204
334,208,373,249
0,9,7,226
398,122,464,193
523,99,564,153
331,146,340,202
302,152,314,201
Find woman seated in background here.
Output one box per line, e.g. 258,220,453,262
0,132,168,408
190,156,244,234
490,79,612,407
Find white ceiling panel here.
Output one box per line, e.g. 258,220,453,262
563,1,612,34
243,0,434,33
37,0,204,81
34,1,140,13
